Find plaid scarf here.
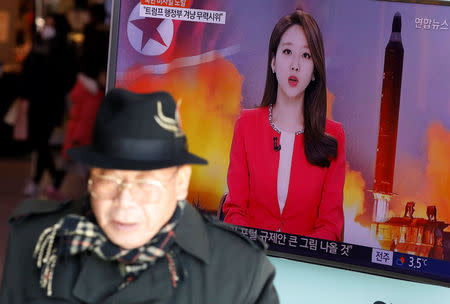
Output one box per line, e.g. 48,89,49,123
34,200,185,296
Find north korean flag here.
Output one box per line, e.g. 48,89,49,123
118,0,239,76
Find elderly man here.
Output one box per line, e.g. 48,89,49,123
1,89,278,303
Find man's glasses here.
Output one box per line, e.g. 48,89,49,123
88,174,166,202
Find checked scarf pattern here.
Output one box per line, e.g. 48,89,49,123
33,200,185,296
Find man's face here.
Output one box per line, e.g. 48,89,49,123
89,165,191,249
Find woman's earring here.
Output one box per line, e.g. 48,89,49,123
312,74,315,81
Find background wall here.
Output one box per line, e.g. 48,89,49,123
0,1,19,65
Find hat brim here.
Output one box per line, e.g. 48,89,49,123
67,145,207,170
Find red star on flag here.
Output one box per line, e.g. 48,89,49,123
131,18,167,50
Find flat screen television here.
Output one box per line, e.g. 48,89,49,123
107,0,450,287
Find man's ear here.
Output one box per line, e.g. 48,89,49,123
175,165,192,201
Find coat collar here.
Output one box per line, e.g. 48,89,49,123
174,202,211,264
71,253,175,303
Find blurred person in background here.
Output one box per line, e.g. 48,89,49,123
21,13,78,199
14,0,34,64
62,4,110,182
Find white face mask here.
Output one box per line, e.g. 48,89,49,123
41,26,56,40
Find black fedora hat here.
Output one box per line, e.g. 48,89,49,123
67,88,207,170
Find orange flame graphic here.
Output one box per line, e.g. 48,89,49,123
391,121,450,221
342,164,381,247
119,57,242,210
425,122,450,221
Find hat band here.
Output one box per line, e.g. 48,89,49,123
93,137,187,161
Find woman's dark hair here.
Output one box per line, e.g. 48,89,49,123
261,10,337,167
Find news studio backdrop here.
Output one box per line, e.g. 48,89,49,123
107,0,450,287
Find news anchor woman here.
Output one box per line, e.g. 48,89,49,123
223,10,345,241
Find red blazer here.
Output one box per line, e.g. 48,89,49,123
223,107,345,241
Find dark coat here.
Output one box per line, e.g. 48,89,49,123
20,40,77,146
0,197,279,303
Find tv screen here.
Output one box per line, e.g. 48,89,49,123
107,0,450,287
